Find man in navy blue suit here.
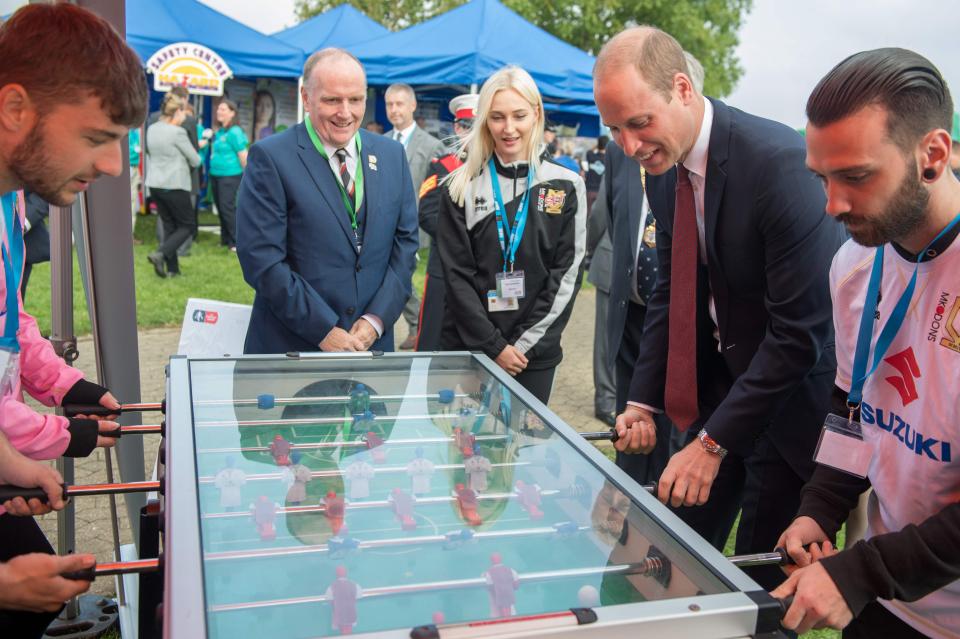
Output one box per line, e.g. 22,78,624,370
594,26,843,592
237,49,418,354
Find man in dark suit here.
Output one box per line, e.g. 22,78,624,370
386,83,446,349
237,48,418,355
594,26,843,590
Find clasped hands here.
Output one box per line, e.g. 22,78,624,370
320,318,379,352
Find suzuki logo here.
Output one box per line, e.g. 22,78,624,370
883,347,921,407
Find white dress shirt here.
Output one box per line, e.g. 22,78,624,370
391,121,416,147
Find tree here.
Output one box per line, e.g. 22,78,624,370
295,0,752,97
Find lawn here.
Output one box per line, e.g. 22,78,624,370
23,214,428,337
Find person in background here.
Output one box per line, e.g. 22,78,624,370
209,98,248,252
254,89,277,141
21,192,49,301
365,121,383,134
385,83,446,349
129,124,142,228
553,139,580,174
583,135,608,213
543,121,558,155
438,66,586,404
145,93,200,277
0,4,145,634
416,93,478,352
585,175,616,426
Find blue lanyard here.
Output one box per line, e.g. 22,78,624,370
0,192,23,353
848,212,960,409
488,158,535,272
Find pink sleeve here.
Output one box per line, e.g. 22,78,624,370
17,307,84,406
0,395,70,460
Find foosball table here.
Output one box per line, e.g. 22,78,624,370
7,351,793,638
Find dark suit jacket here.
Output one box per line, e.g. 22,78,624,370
237,125,419,354
604,142,646,368
23,192,50,266
627,98,843,477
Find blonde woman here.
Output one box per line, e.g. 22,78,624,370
438,67,586,403
145,93,200,277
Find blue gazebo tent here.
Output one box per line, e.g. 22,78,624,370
274,4,388,52
349,0,599,134
126,0,306,78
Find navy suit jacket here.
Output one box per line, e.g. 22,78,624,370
627,99,845,477
237,124,419,354
603,141,646,368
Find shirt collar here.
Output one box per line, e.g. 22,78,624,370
681,98,712,179
395,121,416,142
322,135,358,160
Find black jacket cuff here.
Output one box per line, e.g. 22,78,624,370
64,418,99,457
63,379,109,406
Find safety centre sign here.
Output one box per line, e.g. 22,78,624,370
145,42,233,96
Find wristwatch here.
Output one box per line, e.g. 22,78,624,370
697,429,727,458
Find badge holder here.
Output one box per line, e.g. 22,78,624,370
813,411,872,478
495,270,525,300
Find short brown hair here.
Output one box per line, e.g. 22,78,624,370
595,26,690,100
807,48,953,150
0,3,147,126
217,99,240,130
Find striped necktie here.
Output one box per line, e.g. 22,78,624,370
334,148,354,199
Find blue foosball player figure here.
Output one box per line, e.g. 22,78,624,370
349,383,371,417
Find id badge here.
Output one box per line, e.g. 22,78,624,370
0,347,20,399
813,413,873,478
487,291,519,312
495,271,525,299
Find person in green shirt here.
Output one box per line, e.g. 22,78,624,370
209,99,248,251
129,126,141,223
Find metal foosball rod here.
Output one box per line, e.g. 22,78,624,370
204,523,594,562
198,461,531,484
62,401,164,417
0,480,161,504
194,411,492,429
192,391,473,408
203,488,565,520
197,433,509,455
61,558,161,581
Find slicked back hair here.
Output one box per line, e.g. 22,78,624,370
0,3,147,126
807,48,953,150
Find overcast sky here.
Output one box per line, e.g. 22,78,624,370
3,0,958,130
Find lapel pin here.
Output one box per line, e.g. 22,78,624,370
368,154,378,171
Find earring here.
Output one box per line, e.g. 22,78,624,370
923,168,937,181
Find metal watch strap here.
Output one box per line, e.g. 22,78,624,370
697,428,727,458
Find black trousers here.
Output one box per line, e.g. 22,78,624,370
614,301,684,486
843,602,930,639
0,515,60,638
211,174,241,248
515,367,556,405
152,188,195,273
415,273,446,352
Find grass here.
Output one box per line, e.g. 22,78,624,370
23,214,429,337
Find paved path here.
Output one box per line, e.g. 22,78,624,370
33,288,611,597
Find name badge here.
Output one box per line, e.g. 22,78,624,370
487,291,519,313
813,413,873,478
495,270,525,299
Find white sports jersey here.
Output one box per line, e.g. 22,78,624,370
831,236,960,638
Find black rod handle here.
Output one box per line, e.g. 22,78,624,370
63,404,117,417
61,567,96,581
0,483,66,504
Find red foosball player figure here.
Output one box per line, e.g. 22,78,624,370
365,431,387,464
252,495,277,541
269,434,292,466
452,427,476,457
324,490,346,535
325,565,362,635
455,483,482,526
483,553,519,617
389,487,417,531
514,480,543,520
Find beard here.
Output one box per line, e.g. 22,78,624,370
836,159,928,248
9,119,84,206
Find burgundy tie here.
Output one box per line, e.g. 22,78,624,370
664,165,699,431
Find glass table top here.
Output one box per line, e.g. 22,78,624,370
183,354,735,638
